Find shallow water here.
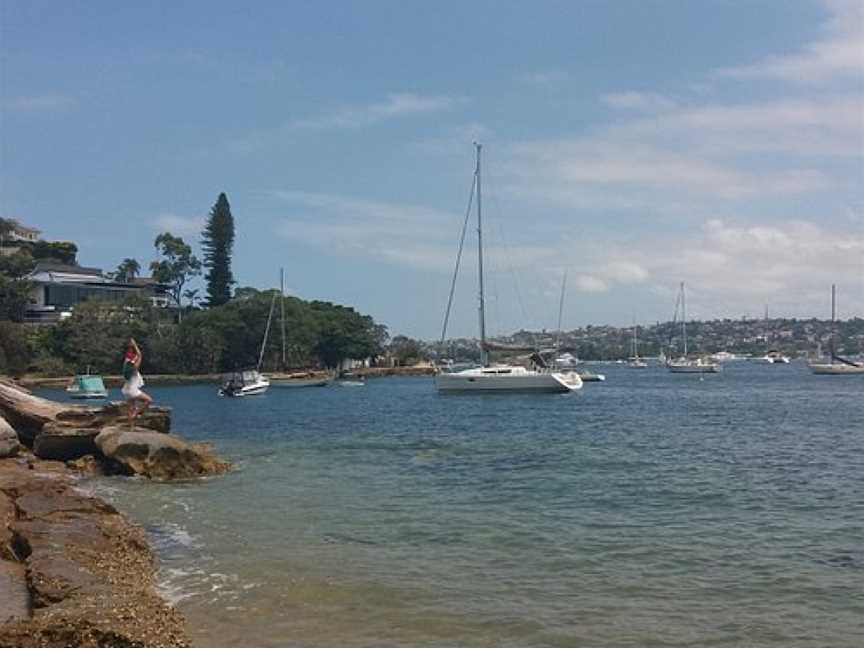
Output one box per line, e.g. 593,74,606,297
47,362,864,647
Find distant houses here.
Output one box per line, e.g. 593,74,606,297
24,261,172,323
0,220,43,256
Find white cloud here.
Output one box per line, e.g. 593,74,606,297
574,275,609,293
6,93,75,112
717,0,864,83
521,69,570,85
151,213,205,237
289,93,463,130
601,92,677,111
273,190,462,270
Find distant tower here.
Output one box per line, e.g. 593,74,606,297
764,304,769,320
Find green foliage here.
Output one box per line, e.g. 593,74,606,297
150,233,201,307
0,276,34,322
31,240,77,264
389,335,423,365
0,250,36,279
0,322,31,376
201,193,235,307
6,288,386,376
115,258,141,282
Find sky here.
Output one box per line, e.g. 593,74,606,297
1,0,862,339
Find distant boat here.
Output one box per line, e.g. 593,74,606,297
270,376,332,388
666,282,720,374
757,350,790,364
219,291,276,397
709,351,738,362
66,373,108,399
268,269,332,389
219,370,271,397
576,368,606,382
434,144,582,394
628,321,647,368
810,285,864,375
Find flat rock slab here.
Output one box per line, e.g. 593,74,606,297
0,560,29,623
32,425,100,461
15,490,116,520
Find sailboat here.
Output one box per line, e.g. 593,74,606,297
218,292,275,396
434,144,582,393
810,284,864,375
628,321,648,368
269,268,332,388
666,282,720,374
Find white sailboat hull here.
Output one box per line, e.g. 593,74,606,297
435,367,582,393
809,362,864,375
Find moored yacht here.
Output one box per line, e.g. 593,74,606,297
666,282,720,374
809,285,864,375
434,144,582,394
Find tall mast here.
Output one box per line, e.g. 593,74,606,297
681,281,687,357
475,143,488,367
555,269,568,353
830,283,836,359
280,267,286,368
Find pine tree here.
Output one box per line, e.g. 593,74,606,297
201,192,235,307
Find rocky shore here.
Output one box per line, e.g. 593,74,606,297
0,378,231,647
0,455,192,647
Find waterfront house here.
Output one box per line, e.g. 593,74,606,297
24,261,172,323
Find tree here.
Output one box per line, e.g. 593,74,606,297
150,233,201,315
0,276,33,322
183,288,200,309
31,240,77,265
201,192,235,307
115,258,141,282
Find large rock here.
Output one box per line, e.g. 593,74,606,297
32,424,99,461
95,427,230,480
0,560,29,624
0,415,21,458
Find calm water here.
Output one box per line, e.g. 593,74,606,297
47,363,864,647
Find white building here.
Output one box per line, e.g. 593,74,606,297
25,261,172,323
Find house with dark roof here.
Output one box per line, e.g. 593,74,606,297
24,261,172,323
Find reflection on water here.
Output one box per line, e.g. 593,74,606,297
52,363,864,647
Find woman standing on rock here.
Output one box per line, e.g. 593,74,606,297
122,338,152,429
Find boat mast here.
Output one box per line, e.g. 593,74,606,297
475,142,488,367
830,283,836,361
258,290,277,373
681,281,687,357
280,267,286,368
555,269,568,354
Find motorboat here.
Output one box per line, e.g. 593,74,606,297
576,368,606,382
219,370,270,397
66,374,108,399
758,350,790,364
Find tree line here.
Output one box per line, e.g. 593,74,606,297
0,193,388,376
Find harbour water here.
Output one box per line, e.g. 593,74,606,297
48,363,863,647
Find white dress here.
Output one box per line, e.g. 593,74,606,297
121,370,145,399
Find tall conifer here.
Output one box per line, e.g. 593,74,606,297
201,192,235,307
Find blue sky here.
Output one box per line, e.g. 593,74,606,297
2,0,862,338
